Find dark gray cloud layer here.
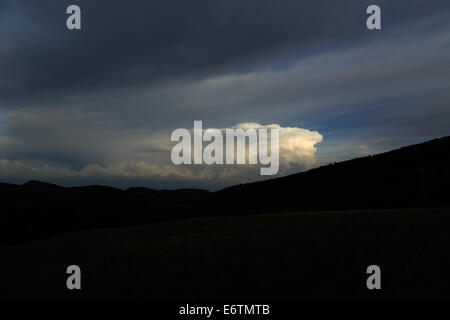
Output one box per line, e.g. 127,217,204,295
1,0,448,102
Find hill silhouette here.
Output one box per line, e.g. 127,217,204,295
1,136,449,245
1,182,210,245
204,136,450,214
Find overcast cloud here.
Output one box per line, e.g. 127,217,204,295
0,0,450,189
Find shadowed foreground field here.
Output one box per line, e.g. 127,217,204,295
1,208,450,300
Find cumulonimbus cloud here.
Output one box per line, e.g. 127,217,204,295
226,122,323,173
0,123,322,187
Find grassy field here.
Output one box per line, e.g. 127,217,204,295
1,208,450,300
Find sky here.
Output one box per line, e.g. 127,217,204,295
0,0,450,190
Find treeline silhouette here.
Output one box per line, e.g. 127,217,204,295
1,136,449,245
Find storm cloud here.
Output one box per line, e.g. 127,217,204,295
1,0,450,189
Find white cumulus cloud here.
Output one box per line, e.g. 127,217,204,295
0,123,322,188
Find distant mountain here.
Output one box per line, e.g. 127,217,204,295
204,136,450,215
0,182,209,245
1,136,449,245
21,180,65,191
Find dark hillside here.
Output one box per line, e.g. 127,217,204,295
204,136,450,215
0,182,209,245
